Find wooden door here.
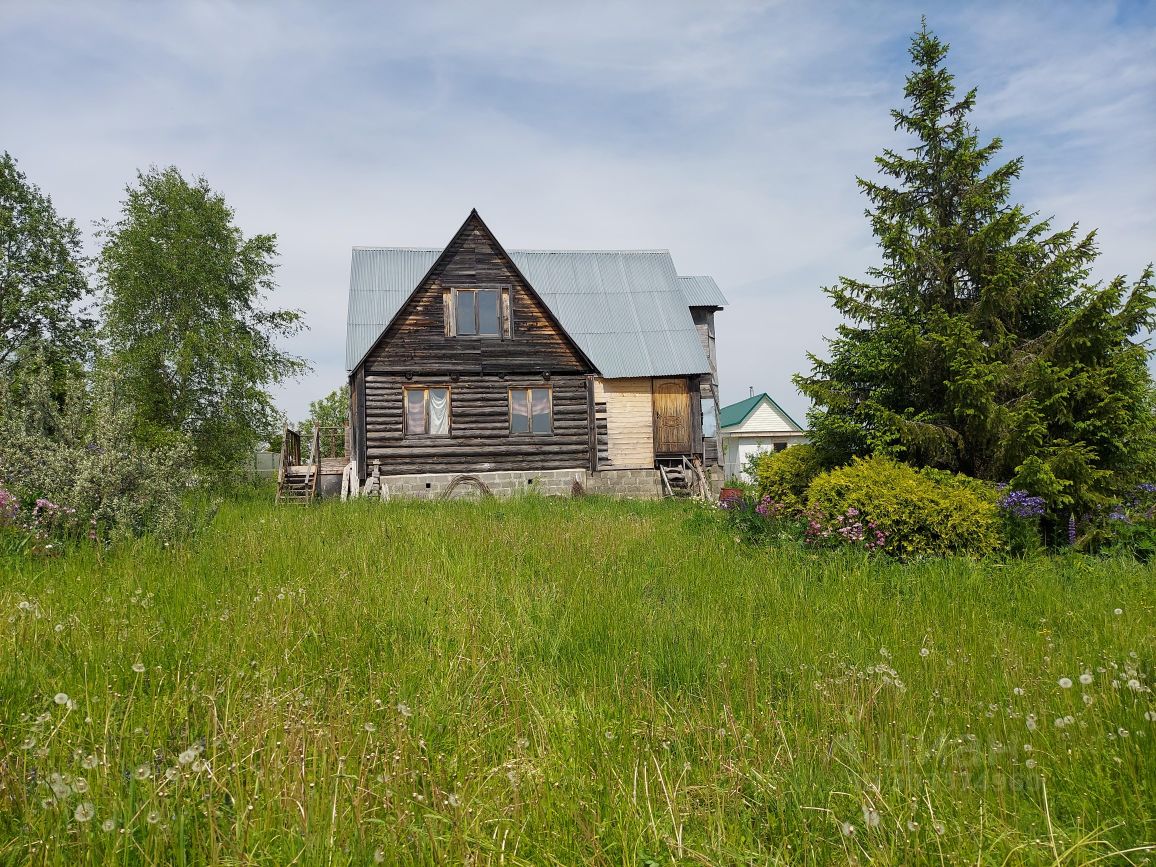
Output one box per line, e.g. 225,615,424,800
653,378,691,454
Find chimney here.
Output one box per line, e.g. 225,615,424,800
749,386,753,398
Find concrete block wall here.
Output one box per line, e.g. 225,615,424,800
586,468,662,499
378,468,585,500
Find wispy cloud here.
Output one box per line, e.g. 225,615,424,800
2,0,1152,423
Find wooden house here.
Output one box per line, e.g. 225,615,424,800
718,392,808,482
343,210,727,499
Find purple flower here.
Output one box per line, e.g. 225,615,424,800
997,489,1046,519
1068,514,1077,546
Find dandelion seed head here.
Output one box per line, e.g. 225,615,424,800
54,692,70,705
1013,687,1024,696
82,754,97,769
102,818,116,832
1127,678,1142,691
1144,710,1156,722
907,820,919,831
74,802,94,822
1079,672,1093,685
134,764,151,780
50,780,71,799
447,793,461,808
364,722,376,733
72,778,89,794
1026,714,1038,731
131,662,145,674
21,737,36,750
1082,693,1093,705
396,702,412,717
840,821,855,837
1054,717,1066,728
1119,727,1130,738
147,810,160,824
1025,758,1037,769
1058,677,1073,689
373,849,386,864
178,749,196,765
919,648,930,658
862,806,881,828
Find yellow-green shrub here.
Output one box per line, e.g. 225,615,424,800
753,444,824,513
805,455,1002,558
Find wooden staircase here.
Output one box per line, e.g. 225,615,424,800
658,456,709,500
276,426,320,506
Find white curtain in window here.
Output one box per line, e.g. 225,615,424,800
429,389,449,435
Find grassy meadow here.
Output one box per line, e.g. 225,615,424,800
1,495,1154,865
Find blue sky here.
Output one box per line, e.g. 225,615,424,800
2,0,1153,424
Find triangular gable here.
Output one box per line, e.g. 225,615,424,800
720,393,805,432
349,209,599,375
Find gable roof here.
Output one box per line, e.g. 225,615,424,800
346,215,727,378
719,392,805,432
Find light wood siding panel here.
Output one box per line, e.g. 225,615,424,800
738,400,800,434
598,378,654,468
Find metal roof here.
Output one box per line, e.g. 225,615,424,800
346,246,726,378
678,275,728,308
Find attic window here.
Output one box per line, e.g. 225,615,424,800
454,289,500,336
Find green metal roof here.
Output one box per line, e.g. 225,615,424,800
719,393,805,431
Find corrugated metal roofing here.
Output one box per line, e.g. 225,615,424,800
346,246,726,378
678,275,729,308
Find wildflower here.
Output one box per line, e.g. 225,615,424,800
1054,717,1066,729
82,754,98,769
74,802,95,822
41,798,54,810
932,821,945,835
165,767,179,781
1026,714,1038,731
102,819,116,832
134,764,152,780
1082,694,1093,706
1023,744,1032,752
1118,727,1130,738
50,779,71,799
178,749,197,765
1068,514,1077,545
1013,687,1024,696
1064,715,1074,724
364,722,376,733
191,759,207,773
1127,679,1142,691
1079,673,1093,685
840,821,855,837
919,648,930,658
72,778,89,794
1144,710,1156,722
1025,759,1037,769
396,702,412,717
447,793,461,808
1114,608,1123,616
1058,677,1072,689
907,820,919,831
373,849,386,864
862,806,880,828
131,662,145,674
54,692,70,706
20,737,36,750
147,810,160,824
997,490,1046,519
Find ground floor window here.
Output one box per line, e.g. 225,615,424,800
404,387,450,436
509,387,552,434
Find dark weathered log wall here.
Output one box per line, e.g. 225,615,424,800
353,214,596,478
363,373,590,475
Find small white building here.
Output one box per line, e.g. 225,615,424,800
719,392,808,482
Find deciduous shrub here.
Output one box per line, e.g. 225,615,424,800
753,444,824,513
805,455,1002,558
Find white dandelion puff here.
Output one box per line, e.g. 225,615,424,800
191,759,207,773
1058,677,1073,689
919,648,930,658
1026,714,1038,731
178,749,196,765
1082,693,1094,706
862,806,881,828
1064,715,1074,724
54,692,70,706
396,702,412,717
147,810,160,824
41,797,54,809
1079,672,1093,685
932,821,945,835
50,779,71,800
102,819,116,832
134,764,152,780
131,662,145,674
1025,758,1037,769
164,767,179,781
364,722,376,733
1114,608,1123,615
1054,717,1066,728
907,820,919,831
840,821,855,837
373,849,386,864
1013,687,1024,696
74,802,95,822
1127,678,1142,691
72,778,89,794
82,754,98,769
447,793,461,808
20,737,36,750
1144,710,1156,722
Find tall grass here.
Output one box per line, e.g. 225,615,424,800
1,496,1153,865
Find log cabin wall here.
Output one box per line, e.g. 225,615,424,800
355,215,594,478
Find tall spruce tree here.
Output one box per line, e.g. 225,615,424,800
795,24,1156,520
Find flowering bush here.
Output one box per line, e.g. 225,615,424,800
0,358,202,549
995,487,1047,556
804,506,887,551
753,444,824,514
805,456,1003,559
717,491,804,546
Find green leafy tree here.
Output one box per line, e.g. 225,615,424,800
99,167,308,485
0,152,93,383
795,24,1156,523
299,385,349,452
